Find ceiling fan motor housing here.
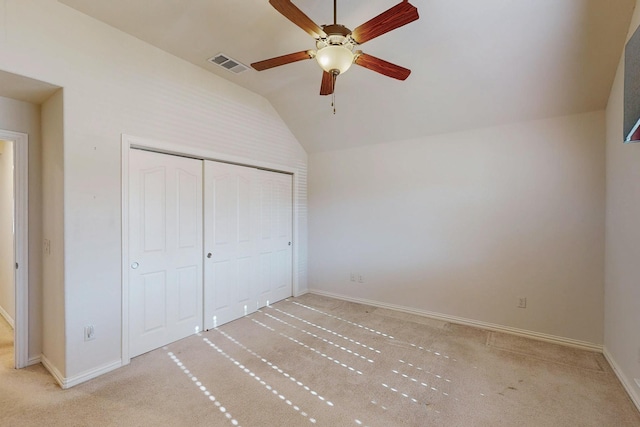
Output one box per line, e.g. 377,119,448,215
316,24,356,74
322,24,351,38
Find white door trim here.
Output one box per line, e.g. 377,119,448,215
121,134,300,365
0,129,29,369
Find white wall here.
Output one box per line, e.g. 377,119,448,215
0,95,42,360
604,0,640,406
0,0,307,383
41,90,65,376
0,140,14,325
309,111,606,345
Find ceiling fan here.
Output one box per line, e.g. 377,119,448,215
251,0,419,97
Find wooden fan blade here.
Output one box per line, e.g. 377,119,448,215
251,50,314,71
269,0,327,39
320,71,334,96
351,1,419,45
354,53,411,80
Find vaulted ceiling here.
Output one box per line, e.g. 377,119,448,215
58,0,635,153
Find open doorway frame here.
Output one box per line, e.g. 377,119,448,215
0,129,28,369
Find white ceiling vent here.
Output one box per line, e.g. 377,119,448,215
208,53,249,74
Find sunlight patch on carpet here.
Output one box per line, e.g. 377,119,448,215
214,328,335,407
202,337,317,424
166,349,240,426
271,306,381,353
260,310,374,363
291,301,394,339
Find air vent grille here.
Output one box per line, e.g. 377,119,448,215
208,53,249,74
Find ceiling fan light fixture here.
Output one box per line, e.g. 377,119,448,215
251,0,419,97
316,45,354,75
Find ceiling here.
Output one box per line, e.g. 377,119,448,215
58,0,636,153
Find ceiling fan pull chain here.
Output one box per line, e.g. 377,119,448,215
332,91,336,114
332,71,337,114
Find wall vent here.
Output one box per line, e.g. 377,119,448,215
208,53,249,74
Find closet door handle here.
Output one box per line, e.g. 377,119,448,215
207,253,212,259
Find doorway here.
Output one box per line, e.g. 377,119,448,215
0,139,15,368
0,130,29,369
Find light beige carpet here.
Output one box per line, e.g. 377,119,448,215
1,294,639,426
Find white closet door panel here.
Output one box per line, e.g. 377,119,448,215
141,271,166,332
141,167,166,252
177,170,200,249
177,265,199,321
259,253,272,295
238,176,253,243
129,149,203,357
211,259,233,323
257,170,293,307
237,256,254,303
204,161,259,329
260,179,274,240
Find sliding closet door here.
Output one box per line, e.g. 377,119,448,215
257,170,293,307
203,161,259,329
129,149,203,357
203,162,293,329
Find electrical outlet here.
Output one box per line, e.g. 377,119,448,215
350,273,356,282
358,275,364,283
518,297,527,309
43,239,50,255
84,325,95,341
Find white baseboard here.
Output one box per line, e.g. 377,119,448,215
41,353,65,387
308,289,603,352
63,360,123,389
293,289,309,298
0,304,15,329
27,355,41,366
603,347,640,413
41,353,122,389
